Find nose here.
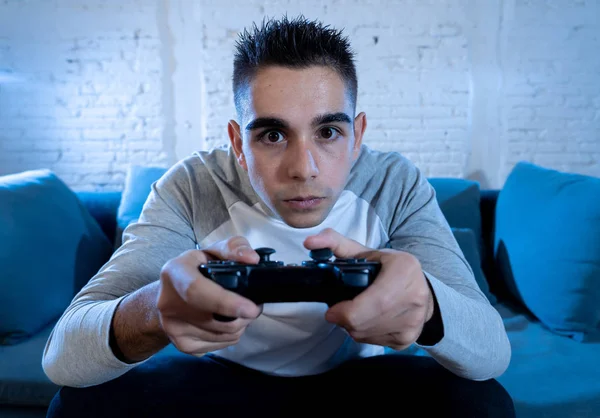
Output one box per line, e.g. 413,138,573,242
285,141,319,181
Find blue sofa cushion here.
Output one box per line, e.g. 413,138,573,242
452,227,496,304
0,321,59,406
75,191,122,247
0,170,113,345
428,177,484,254
494,161,600,342
115,165,168,247
496,302,600,417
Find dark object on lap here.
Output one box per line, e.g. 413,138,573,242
46,354,515,418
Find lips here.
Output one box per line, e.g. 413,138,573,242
282,196,326,210
285,195,322,201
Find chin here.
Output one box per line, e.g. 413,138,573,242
279,210,328,229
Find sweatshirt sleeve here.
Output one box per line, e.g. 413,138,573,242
42,162,197,388
386,165,511,381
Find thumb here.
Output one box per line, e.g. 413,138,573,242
303,228,370,259
202,236,260,264
325,300,353,325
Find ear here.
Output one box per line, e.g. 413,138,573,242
352,112,367,159
228,120,247,171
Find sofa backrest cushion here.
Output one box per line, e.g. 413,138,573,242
428,178,496,302
494,161,600,342
428,178,484,255
115,165,168,248
0,169,114,345
75,191,122,247
452,227,497,304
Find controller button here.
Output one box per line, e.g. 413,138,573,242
255,247,276,263
215,273,239,289
343,272,369,287
309,248,333,262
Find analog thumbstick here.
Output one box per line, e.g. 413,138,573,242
309,248,333,262
255,247,276,263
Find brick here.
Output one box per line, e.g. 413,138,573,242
1,0,598,191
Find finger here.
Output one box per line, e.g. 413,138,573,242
189,275,261,319
349,305,414,335
165,317,247,343
325,300,354,325
348,331,393,346
165,257,260,319
173,338,241,357
303,228,370,259
345,310,412,340
198,316,254,335
202,236,260,264
171,303,255,334
213,302,264,323
325,254,400,329
352,333,413,351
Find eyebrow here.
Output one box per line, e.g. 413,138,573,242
245,118,288,131
245,112,352,131
312,112,352,126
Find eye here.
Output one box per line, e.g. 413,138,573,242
319,127,340,140
258,130,285,144
267,131,283,142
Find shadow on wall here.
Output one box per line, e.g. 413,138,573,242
466,169,490,190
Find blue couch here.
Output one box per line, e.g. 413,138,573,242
1,161,599,418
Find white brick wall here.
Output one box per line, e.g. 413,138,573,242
198,0,472,179
0,0,172,190
0,0,598,191
500,0,600,182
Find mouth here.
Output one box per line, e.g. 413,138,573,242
282,196,326,210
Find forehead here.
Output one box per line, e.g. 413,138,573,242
242,65,351,122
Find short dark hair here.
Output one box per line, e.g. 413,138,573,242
232,15,358,118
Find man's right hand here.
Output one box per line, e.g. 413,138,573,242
156,236,262,357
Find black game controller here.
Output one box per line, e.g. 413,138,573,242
198,247,381,322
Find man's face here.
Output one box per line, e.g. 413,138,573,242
228,65,367,228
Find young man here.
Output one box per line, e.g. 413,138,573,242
44,15,515,417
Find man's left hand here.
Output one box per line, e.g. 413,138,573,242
303,228,435,351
